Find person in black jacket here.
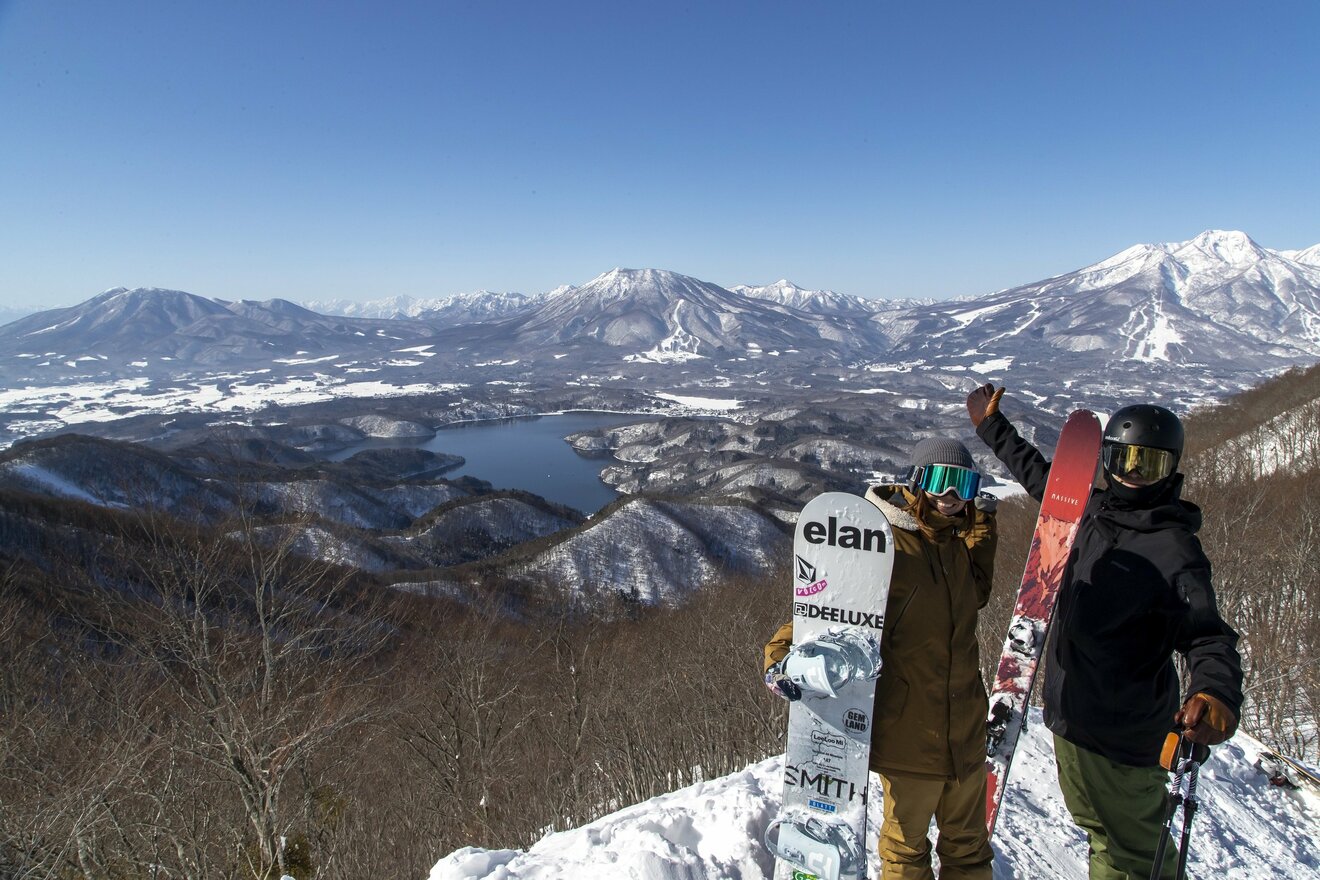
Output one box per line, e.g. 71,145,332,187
966,385,1243,880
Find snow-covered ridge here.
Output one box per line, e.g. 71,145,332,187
430,713,1320,880
3,229,1320,450
301,290,549,322
1280,243,1320,268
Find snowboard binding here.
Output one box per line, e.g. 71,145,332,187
765,810,863,880
985,696,1014,755
778,627,883,700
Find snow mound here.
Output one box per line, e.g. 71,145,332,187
430,711,1320,879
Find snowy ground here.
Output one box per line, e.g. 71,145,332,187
430,710,1320,880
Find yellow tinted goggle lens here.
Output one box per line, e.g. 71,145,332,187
1103,443,1175,481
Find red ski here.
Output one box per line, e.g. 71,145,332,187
985,409,1101,834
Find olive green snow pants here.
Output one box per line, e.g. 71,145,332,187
878,769,992,880
1054,735,1177,880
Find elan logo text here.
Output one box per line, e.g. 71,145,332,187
802,516,886,552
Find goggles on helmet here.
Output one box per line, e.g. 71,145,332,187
913,464,982,501
1102,442,1177,484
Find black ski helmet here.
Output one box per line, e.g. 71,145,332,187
1103,404,1185,456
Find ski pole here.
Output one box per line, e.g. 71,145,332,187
1151,731,1209,880
1173,753,1203,880
1150,733,1186,880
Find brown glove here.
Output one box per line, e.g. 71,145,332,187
966,384,1005,428
1175,692,1238,746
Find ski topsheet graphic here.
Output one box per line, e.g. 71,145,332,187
984,410,1101,834
767,492,894,880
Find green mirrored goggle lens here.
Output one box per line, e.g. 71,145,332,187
915,464,981,500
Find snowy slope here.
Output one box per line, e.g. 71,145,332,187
430,712,1320,879
301,290,549,322
889,231,1320,372
729,280,917,316
500,268,876,357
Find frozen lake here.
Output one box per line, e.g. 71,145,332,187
331,411,643,513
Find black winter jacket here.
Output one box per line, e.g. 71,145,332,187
977,412,1244,766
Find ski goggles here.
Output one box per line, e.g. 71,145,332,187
912,464,982,501
1102,442,1177,483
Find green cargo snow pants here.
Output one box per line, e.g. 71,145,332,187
1054,734,1177,880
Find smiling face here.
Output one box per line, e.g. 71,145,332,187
925,490,969,516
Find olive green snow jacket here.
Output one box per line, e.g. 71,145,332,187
765,486,997,780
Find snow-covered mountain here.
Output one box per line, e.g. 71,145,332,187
3,231,1320,447
415,290,550,324
0,286,436,365
299,294,444,319
889,231,1320,368
302,290,550,323
430,714,1320,879
1280,243,1320,268
492,268,880,360
729,279,918,316
0,304,39,328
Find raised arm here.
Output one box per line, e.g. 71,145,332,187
967,384,1051,502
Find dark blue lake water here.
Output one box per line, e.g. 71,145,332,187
332,412,643,513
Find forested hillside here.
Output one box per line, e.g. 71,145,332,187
2,365,1318,878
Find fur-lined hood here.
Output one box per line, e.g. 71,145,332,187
863,484,921,532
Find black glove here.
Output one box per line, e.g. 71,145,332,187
764,660,802,702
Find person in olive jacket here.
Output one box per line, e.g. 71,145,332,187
966,384,1243,880
765,438,998,880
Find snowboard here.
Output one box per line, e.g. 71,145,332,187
766,492,895,880
985,409,1101,834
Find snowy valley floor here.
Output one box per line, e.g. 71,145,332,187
430,710,1320,880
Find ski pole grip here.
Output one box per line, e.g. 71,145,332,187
1159,732,1180,772
1160,731,1211,771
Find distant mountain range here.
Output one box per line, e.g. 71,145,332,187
889,229,1320,368
2,230,1319,447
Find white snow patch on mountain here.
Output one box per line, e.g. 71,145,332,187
1,462,118,506
0,375,467,445
970,356,1014,373
1125,295,1185,363
653,393,744,411
430,715,1320,880
625,304,707,363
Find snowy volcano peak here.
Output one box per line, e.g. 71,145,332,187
91,286,218,307
67,286,231,327
1058,230,1287,297
577,268,723,302
500,266,874,357
1171,229,1269,269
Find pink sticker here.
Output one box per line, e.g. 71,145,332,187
795,578,828,597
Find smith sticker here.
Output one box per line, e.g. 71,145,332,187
785,764,861,803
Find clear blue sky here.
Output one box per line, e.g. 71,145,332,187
2,1,1318,310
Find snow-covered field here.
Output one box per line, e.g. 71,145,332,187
430,710,1320,880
